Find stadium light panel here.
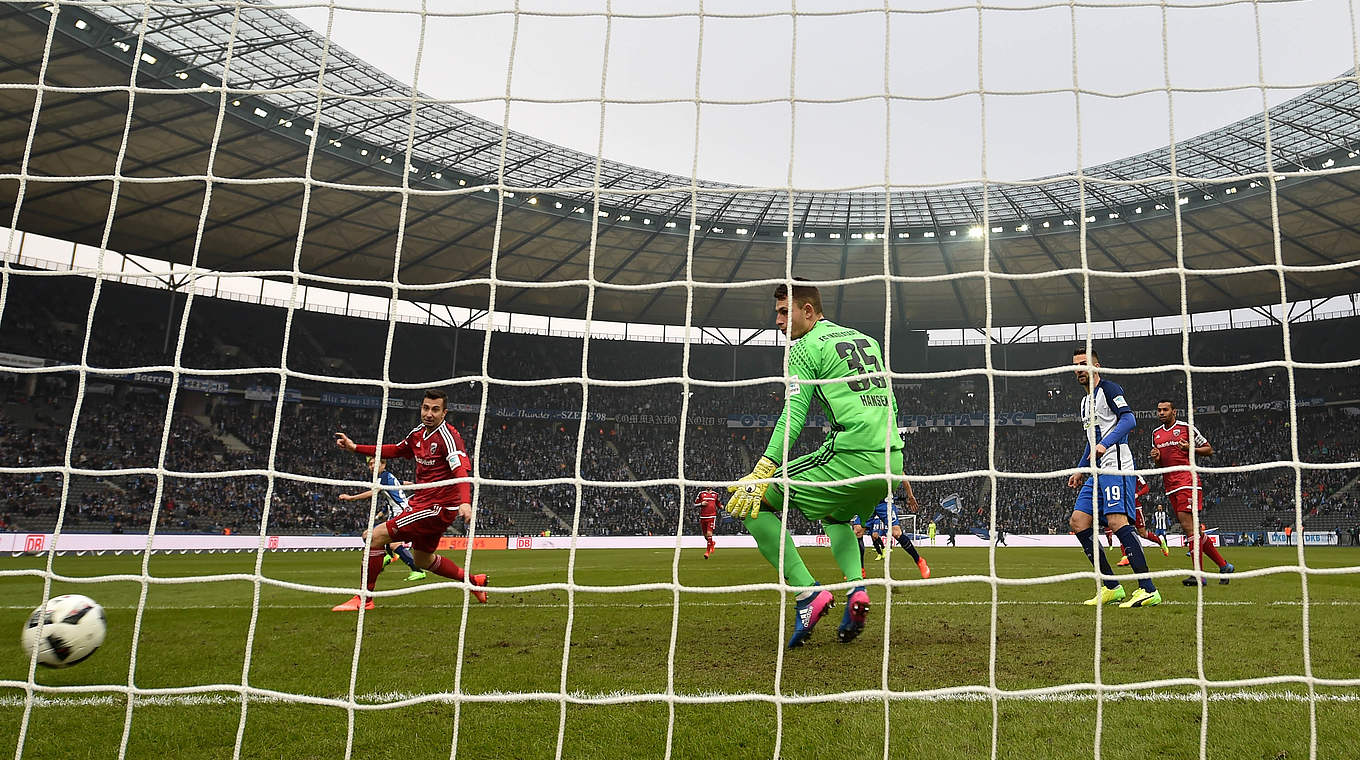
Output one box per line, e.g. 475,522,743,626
113,41,130,52
966,226,982,238
74,18,87,29
600,211,611,218
1323,158,1336,168
619,214,630,221
803,232,815,238
458,179,466,186
1134,207,1142,213
829,233,841,239
1224,188,1236,195
232,100,241,106
527,196,536,204
1107,213,1118,219
713,228,724,233
433,172,442,179
783,231,793,237
1016,224,1028,232
175,72,188,80
864,233,876,240
254,107,268,118
1202,194,1212,200
922,231,935,238
736,228,748,235
949,230,958,236
1349,152,1356,158
141,53,158,65
1041,221,1050,228
505,191,515,198
304,129,313,137
643,218,651,224
1062,219,1075,226
897,232,908,238
1085,215,1096,223
851,233,863,239
1178,197,1189,205
991,226,1003,233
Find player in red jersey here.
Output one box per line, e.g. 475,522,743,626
1111,475,1170,566
330,389,488,610
694,489,720,558
1151,400,1234,586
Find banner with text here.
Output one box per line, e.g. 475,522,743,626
900,412,1036,428
245,386,304,403
121,372,230,394
727,413,830,429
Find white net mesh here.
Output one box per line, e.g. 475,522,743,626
2,1,1360,759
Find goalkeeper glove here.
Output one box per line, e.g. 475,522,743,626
725,456,778,519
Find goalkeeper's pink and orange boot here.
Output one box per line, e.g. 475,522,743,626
836,588,871,643
470,574,489,604
787,589,834,649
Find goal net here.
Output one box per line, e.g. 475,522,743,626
2,1,1359,759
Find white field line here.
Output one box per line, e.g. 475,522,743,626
0,688,1357,710
1,600,1358,611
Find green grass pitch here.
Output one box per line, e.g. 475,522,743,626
1,545,1357,759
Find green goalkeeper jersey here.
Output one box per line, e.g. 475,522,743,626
762,319,903,464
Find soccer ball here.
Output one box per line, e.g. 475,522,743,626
20,594,107,668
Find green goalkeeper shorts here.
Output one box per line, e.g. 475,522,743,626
762,447,903,524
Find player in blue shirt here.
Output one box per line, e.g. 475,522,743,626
851,482,930,579
1068,348,1159,608
339,457,425,581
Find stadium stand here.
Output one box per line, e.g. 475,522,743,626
2,273,1357,538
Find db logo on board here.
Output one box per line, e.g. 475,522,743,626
815,534,831,546
266,536,280,550
516,537,534,550
24,534,45,552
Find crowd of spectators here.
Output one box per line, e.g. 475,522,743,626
2,272,1357,538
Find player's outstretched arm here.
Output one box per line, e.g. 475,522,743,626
339,489,376,501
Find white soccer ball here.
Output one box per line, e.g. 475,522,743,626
20,594,107,668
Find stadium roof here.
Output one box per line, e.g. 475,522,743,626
3,0,1360,333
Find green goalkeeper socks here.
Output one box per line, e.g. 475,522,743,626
745,512,816,588
824,522,864,581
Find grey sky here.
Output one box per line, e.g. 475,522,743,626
290,0,1354,188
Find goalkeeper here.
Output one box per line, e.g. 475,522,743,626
727,278,903,648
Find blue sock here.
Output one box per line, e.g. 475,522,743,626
1115,525,1157,593
871,534,885,555
1075,527,1120,589
394,544,418,571
858,536,866,565
896,535,921,562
